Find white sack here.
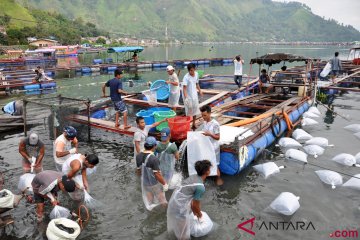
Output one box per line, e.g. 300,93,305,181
308,106,321,116
253,162,284,179
190,211,214,238
303,145,325,158
0,189,15,209
292,129,313,142
301,118,318,126
303,112,320,118
332,153,356,166
285,149,308,163
344,124,360,133
270,192,300,216
305,137,332,148
46,218,81,240
277,137,302,148
315,170,343,189
343,174,360,190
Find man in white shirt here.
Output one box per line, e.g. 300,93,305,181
233,55,244,88
133,116,168,162
182,63,203,130
53,126,78,171
166,65,180,111
200,105,223,186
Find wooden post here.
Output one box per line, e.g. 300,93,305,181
23,99,27,137
87,99,91,141
51,107,57,140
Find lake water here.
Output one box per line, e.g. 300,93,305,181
1,44,360,240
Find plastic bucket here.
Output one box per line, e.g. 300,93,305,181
136,110,155,125
142,89,157,106
168,116,192,140
153,110,176,131
41,82,56,89
150,80,170,100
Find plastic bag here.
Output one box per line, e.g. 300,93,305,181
303,111,320,118
292,129,313,142
84,190,102,209
86,166,97,176
315,170,343,189
303,145,325,158
301,118,318,126
0,189,15,209
342,174,360,190
169,172,183,189
354,132,360,140
46,218,81,240
190,211,214,238
50,205,72,220
308,106,321,116
332,153,356,166
270,192,300,216
277,137,302,148
142,89,157,106
344,124,360,133
18,173,36,193
285,149,307,163
355,152,360,164
253,162,285,179
305,137,332,148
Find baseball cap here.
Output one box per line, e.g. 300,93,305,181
166,65,174,71
160,127,171,141
61,175,76,193
64,126,77,139
144,136,157,147
29,133,39,145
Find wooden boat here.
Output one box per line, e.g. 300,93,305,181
348,47,360,65
51,46,78,57
24,48,57,64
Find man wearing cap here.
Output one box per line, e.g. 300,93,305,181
2,100,23,116
19,133,45,173
165,65,180,111
54,126,79,172
31,170,76,222
156,128,179,182
136,137,168,210
102,69,131,129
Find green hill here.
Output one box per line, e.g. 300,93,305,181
15,0,360,42
0,0,107,45
0,0,36,28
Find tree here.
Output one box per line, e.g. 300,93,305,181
0,32,8,45
96,37,106,44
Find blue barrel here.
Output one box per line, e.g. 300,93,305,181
191,60,198,65
24,84,40,90
45,71,55,76
174,61,183,66
160,63,168,67
204,60,210,64
105,58,113,64
93,59,103,64
153,63,161,68
198,60,205,65
75,68,82,72
219,152,239,175
91,109,106,119
81,67,91,73
107,66,117,71
41,82,56,89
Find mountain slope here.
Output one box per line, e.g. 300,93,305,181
15,0,360,41
0,0,36,28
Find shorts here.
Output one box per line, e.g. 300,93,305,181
34,192,57,203
22,159,42,174
262,83,271,87
113,100,127,113
234,75,243,86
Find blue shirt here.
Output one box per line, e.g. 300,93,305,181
105,77,123,102
3,101,15,115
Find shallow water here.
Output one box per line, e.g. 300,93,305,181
1,44,360,240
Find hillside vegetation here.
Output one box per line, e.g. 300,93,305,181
0,0,108,45
15,0,360,42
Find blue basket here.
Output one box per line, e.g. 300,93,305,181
91,109,106,119
150,80,170,100
136,110,155,125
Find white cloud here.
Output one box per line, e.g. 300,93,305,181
273,0,360,31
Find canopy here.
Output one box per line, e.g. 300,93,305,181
249,53,318,66
25,48,56,53
107,46,144,53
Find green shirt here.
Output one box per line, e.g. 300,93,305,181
155,142,178,155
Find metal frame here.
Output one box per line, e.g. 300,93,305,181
22,95,91,140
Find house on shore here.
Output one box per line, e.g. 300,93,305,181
29,38,60,48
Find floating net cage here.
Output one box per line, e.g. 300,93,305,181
23,95,91,141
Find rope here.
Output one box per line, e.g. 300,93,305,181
77,204,90,230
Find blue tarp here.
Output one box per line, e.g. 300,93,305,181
107,46,144,53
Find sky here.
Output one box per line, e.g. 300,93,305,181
273,0,360,31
